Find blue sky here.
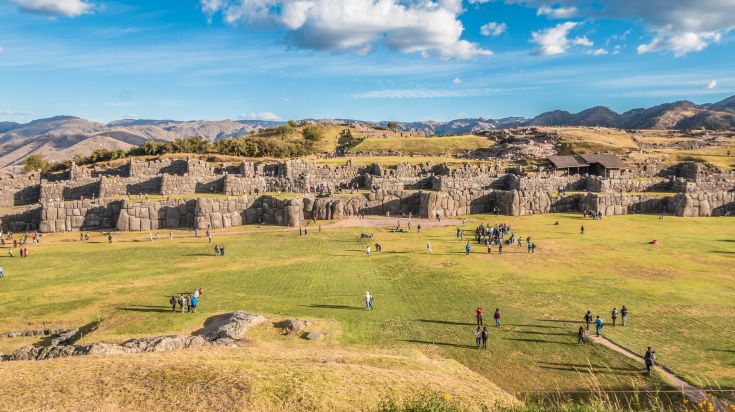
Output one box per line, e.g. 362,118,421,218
0,0,734,123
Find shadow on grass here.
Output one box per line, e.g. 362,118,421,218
416,319,476,326
183,253,217,257
506,323,566,329
538,319,582,324
708,348,735,353
402,339,477,349
518,330,572,337
118,306,173,313
503,337,576,346
538,361,636,372
538,365,640,376
302,304,363,310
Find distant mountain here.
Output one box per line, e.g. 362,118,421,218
1,95,733,168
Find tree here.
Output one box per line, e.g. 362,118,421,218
141,140,162,155
302,125,325,142
24,154,51,172
287,120,299,128
387,121,398,130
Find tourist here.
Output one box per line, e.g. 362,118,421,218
476,307,484,325
475,327,482,349
527,239,533,253
580,225,585,235
498,241,503,255
595,315,603,337
169,231,173,240
417,224,421,233
578,326,586,345
644,347,655,375
611,307,619,326
7,250,13,257
366,245,371,256
219,244,225,256
22,247,27,257
185,295,191,313
214,244,220,255
155,232,160,240
426,241,432,254
178,294,185,313
108,233,112,243
190,295,198,313
169,295,177,312
621,306,629,326
0,266,4,279
494,308,502,327
148,231,153,242
584,311,593,330
487,240,492,254
364,292,373,311
481,327,489,349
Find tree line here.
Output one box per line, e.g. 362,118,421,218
24,124,326,172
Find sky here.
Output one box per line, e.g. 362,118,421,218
0,0,734,124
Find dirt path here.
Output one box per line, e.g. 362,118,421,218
589,335,727,409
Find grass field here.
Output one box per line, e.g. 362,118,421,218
550,128,640,155
347,135,493,155
0,214,733,408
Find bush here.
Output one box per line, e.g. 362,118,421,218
23,154,51,172
302,125,325,142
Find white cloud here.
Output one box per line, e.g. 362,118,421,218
572,36,593,47
239,112,281,121
480,21,507,37
637,31,722,57
707,80,718,89
530,22,578,56
452,77,462,84
0,110,36,116
586,48,608,56
9,0,92,17
201,0,492,60
513,0,735,56
536,5,577,18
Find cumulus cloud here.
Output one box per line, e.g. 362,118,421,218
480,21,507,37
707,80,718,89
512,0,735,55
9,0,92,17
637,31,722,57
572,36,592,47
239,112,281,121
536,5,577,19
586,48,608,56
201,0,492,60
530,22,578,56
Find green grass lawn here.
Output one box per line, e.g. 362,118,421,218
0,213,733,399
347,135,493,155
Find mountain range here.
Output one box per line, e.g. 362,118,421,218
1,96,733,169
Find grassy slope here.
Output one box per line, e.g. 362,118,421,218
1,214,732,396
347,135,493,155
549,128,639,155
0,343,517,411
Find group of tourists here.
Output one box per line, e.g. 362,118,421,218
1,231,33,258
460,223,537,254
582,210,604,220
580,306,630,342
213,244,226,256
169,288,204,313
475,307,502,327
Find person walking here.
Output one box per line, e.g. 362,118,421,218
498,242,503,255
0,266,4,279
169,295,177,312
578,326,586,345
178,294,185,314
584,311,593,330
611,307,619,327
364,292,373,311
494,308,502,327
475,307,484,326
366,245,371,256
481,327,489,349
595,315,603,337
644,347,655,375
465,241,471,255
190,295,198,313
214,244,220,255
185,295,191,313
475,327,482,349
580,225,585,235
621,306,629,326
426,241,432,254
220,244,225,256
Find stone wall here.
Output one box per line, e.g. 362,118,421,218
160,175,225,196
669,191,735,217
195,195,303,228
39,199,122,233
0,176,40,207
115,199,197,231
224,175,268,195
0,206,41,232
129,159,187,177
40,178,100,202
99,176,162,197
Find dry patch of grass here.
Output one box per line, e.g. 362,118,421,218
548,127,639,155
348,135,493,155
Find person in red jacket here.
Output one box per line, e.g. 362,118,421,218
494,308,502,327
475,307,484,325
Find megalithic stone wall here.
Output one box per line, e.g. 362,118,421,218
115,199,197,231
39,199,122,233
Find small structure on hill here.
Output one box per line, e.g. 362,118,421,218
548,153,627,177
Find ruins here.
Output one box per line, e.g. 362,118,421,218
1,154,733,233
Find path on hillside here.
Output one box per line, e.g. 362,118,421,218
589,335,727,410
